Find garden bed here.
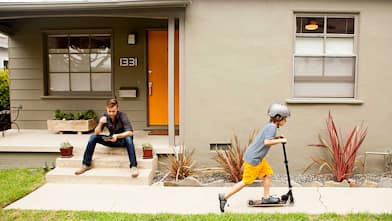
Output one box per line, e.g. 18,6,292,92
152,169,392,188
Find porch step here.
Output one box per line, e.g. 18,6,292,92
72,145,144,156
56,155,158,169
46,167,154,185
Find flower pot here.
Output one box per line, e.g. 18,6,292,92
143,148,153,159
60,146,73,158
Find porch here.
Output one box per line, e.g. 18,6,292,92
0,129,178,184
0,0,188,149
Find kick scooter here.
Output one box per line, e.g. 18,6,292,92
248,143,294,207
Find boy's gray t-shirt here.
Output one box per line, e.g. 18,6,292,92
243,123,277,166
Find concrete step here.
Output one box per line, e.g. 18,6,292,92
72,145,144,156
46,167,154,185
72,144,177,156
56,155,158,170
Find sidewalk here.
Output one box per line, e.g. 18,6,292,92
5,184,392,214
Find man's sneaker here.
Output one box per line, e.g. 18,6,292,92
131,167,139,178
74,165,92,175
218,193,227,213
261,196,280,204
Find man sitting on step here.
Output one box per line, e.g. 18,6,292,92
75,98,138,177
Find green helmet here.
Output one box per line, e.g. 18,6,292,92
267,103,290,118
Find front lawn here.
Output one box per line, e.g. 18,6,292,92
0,210,391,221
0,168,45,207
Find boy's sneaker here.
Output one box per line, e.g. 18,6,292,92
261,196,280,204
218,193,227,213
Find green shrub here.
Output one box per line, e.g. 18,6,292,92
53,110,65,120
0,69,10,107
53,110,96,120
74,111,85,120
63,112,74,120
84,109,97,120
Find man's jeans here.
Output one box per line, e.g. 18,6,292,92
82,134,137,168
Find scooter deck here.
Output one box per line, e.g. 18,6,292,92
248,200,287,207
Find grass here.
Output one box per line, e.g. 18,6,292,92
0,168,46,208
0,211,391,221
0,168,391,220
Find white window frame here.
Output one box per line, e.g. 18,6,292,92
291,13,360,102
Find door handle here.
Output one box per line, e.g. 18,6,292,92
148,82,153,96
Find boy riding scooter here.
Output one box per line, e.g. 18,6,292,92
218,103,290,212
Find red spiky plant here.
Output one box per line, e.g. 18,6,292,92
305,112,368,182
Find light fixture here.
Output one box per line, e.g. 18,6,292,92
127,33,136,45
305,21,318,31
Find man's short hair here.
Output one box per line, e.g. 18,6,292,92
106,98,118,108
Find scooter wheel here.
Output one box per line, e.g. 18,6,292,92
248,200,254,206
281,194,289,201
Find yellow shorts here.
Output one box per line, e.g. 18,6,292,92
242,159,273,185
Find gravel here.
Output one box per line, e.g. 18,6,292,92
273,173,392,186
153,170,392,187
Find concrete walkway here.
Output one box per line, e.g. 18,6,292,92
5,184,392,214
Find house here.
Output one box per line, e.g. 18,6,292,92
0,33,7,69
0,0,391,174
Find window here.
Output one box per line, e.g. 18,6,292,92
47,32,112,96
293,15,357,98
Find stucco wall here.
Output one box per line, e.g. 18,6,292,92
184,0,392,173
8,17,167,129
5,0,392,174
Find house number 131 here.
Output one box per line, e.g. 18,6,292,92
120,57,138,67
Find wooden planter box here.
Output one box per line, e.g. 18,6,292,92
47,119,97,134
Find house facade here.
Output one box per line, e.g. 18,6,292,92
0,33,7,68
0,0,391,173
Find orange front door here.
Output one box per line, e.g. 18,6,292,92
147,30,179,126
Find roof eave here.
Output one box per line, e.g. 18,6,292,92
0,0,192,11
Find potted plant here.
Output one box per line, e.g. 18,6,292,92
60,141,73,158
142,143,154,159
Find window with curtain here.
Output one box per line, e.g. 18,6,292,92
293,15,357,98
47,32,112,96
